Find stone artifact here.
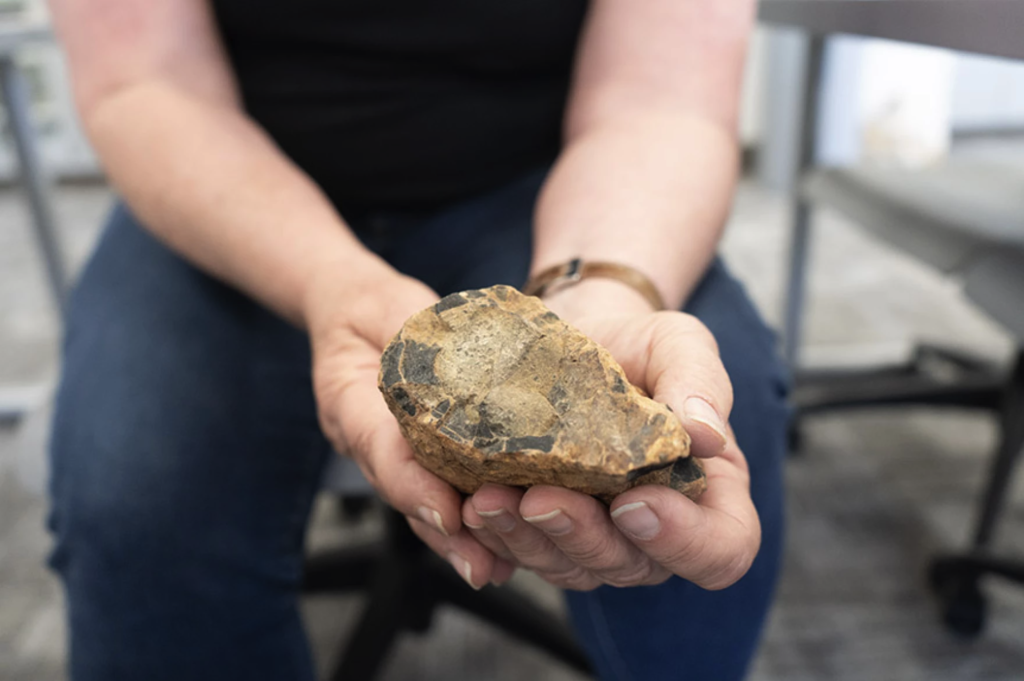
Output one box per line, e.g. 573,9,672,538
378,285,706,503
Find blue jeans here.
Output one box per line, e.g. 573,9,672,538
49,169,788,681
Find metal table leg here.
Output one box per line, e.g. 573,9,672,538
782,35,826,369
0,54,68,424
1,55,68,308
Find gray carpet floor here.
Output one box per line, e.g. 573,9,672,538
1,170,1022,680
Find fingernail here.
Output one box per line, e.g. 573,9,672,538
464,520,485,530
612,501,661,540
418,506,448,537
523,509,573,536
683,396,728,449
477,508,516,533
448,553,481,590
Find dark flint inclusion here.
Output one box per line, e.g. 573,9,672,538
477,437,505,455
401,340,441,385
505,435,555,453
431,399,451,420
434,292,469,314
474,419,495,440
670,457,703,485
390,387,417,416
611,374,627,394
535,311,560,324
380,340,404,388
625,460,674,482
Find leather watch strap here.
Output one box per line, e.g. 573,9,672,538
523,258,667,311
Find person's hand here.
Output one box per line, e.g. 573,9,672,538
462,279,761,591
304,263,516,589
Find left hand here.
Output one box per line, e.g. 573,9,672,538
463,279,761,591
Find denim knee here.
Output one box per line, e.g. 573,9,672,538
48,206,329,680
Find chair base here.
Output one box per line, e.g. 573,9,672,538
791,343,1004,419
791,343,1024,637
303,506,593,681
929,552,1024,638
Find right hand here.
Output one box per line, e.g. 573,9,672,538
303,264,516,589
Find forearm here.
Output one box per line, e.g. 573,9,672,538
533,109,738,313
85,80,421,336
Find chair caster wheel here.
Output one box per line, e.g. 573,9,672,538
929,559,988,638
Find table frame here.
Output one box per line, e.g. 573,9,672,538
759,0,1024,364
0,24,67,424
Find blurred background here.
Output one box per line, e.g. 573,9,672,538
2,0,1023,679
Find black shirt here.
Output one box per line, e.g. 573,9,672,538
210,1,588,213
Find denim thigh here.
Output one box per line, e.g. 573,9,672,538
49,205,332,681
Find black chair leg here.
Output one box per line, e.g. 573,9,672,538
928,349,1024,637
330,595,406,680
303,543,381,593
330,556,436,681
307,507,593,680
971,351,1024,550
438,569,592,675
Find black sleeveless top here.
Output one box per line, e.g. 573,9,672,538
210,1,588,213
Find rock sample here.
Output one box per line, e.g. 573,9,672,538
378,285,705,503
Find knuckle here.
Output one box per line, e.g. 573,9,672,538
543,566,597,591
696,545,757,591
563,534,616,566
509,535,561,570
699,561,746,591
599,560,656,588
656,311,719,355
345,425,377,468
661,522,709,569
687,318,720,355
568,577,601,592
643,566,673,586
472,532,517,562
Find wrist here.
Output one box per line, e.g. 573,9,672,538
540,277,657,322
303,249,437,350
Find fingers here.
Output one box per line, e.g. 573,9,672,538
587,313,734,458
470,485,601,591
609,451,761,590
644,315,733,457
407,517,498,590
520,486,671,588
459,504,519,586
468,484,673,590
336,366,466,538
463,498,516,561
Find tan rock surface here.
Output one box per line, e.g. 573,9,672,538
378,285,705,503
